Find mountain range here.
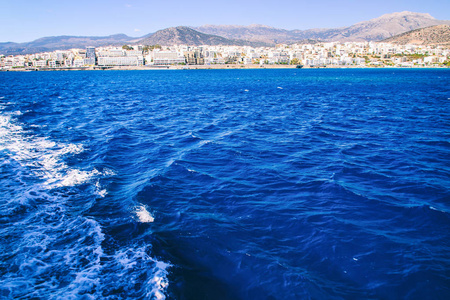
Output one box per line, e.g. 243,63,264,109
138,27,271,48
0,34,136,56
194,12,450,44
1,11,449,55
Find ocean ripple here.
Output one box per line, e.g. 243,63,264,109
1,69,449,299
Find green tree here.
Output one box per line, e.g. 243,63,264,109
143,45,162,51
290,58,300,65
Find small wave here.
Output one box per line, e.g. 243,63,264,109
112,246,170,300
95,181,107,197
147,260,171,300
0,109,170,298
429,206,448,214
134,205,155,223
102,168,116,176
0,112,110,189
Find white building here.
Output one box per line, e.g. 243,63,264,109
73,59,85,67
98,48,125,57
152,51,185,65
33,60,47,67
97,56,143,66
125,50,143,57
424,56,439,64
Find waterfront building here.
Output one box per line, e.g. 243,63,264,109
33,60,47,67
1,41,449,70
97,56,142,66
100,48,124,57
73,59,85,68
86,47,96,65
204,56,225,65
184,51,204,65
153,51,185,65
242,57,252,65
4,60,13,68
13,60,26,68
55,51,64,62
83,58,95,66
64,59,73,67
125,50,143,57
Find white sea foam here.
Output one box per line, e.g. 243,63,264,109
95,181,107,197
102,167,116,176
199,139,212,146
113,247,171,300
146,259,171,300
430,206,447,213
0,110,170,299
0,112,105,298
134,205,155,223
0,206,107,299
0,112,108,189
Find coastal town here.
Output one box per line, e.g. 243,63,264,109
1,41,449,70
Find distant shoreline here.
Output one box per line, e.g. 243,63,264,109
1,64,449,72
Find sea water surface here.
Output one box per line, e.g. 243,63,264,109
0,69,449,299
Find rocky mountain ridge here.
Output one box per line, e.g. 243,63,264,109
195,11,450,43
0,34,136,56
1,11,449,55
138,26,270,47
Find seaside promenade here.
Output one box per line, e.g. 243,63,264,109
2,64,448,72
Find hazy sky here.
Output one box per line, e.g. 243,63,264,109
2,0,450,43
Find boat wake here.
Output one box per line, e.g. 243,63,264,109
0,108,170,299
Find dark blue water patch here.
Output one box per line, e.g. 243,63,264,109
0,69,449,299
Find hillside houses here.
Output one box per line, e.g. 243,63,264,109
1,42,449,70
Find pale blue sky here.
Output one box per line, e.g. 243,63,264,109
1,0,449,43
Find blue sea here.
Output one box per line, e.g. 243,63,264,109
0,69,449,299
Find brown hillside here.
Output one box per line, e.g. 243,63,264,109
382,24,450,46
